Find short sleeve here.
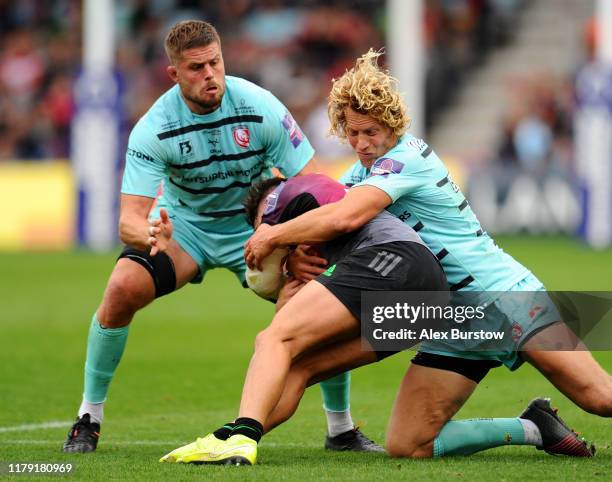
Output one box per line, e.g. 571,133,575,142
258,91,315,178
121,121,167,198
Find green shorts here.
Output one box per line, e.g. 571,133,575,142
150,202,250,285
420,273,561,371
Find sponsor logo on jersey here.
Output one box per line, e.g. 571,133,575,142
281,112,304,148
179,140,192,156
408,138,427,152
263,183,285,215
232,126,250,148
371,157,404,176
127,147,154,162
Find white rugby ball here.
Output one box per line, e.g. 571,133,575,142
245,247,290,300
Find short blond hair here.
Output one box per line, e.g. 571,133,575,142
164,20,220,63
328,50,410,139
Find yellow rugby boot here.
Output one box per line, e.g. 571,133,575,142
177,434,257,465
160,433,222,463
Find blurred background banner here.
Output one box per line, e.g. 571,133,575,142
0,0,610,250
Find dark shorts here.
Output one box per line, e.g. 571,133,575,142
315,240,448,320
411,351,501,383
371,350,500,384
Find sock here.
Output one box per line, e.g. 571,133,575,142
213,422,236,441
78,399,104,424
325,409,354,437
320,371,352,435
83,314,129,403
433,418,527,457
230,417,264,443
519,418,543,446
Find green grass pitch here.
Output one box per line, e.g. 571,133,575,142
0,236,610,481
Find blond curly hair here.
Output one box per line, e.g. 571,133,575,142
328,50,410,139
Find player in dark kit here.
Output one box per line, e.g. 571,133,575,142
160,173,448,463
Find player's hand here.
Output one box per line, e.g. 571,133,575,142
244,223,276,270
148,208,173,256
275,278,305,312
286,245,327,282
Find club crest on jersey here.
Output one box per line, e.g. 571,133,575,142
281,112,304,148
179,140,192,156
232,126,250,148
371,157,404,176
511,322,523,342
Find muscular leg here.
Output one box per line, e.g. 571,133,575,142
265,337,378,432
80,240,198,412
238,281,360,424
97,240,199,327
386,364,477,457
522,324,612,416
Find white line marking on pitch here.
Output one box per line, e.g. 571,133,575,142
0,421,72,433
0,439,319,448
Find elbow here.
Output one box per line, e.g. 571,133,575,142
334,215,366,234
118,217,130,244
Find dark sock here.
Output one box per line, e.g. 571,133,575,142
213,422,236,441
230,417,264,443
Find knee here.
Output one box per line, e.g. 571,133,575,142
386,412,446,459
254,326,283,351
577,379,612,416
386,436,434,459
254,323,301,357
99,272,153,326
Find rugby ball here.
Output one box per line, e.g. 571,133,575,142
245,247,290,300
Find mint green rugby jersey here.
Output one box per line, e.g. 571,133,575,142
121,76,314,234
340,134,530,295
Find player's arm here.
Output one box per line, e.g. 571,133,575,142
244,185,391,269
120,121,170,253
118,194,156,251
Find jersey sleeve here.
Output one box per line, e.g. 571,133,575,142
354,153,433,202
258,91,315,178
121,120,167,198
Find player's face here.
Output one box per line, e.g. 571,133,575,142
344,107,397,168
167,42,226,114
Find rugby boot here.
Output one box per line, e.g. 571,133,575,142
62,414,100,453
325,427,385,452
519,398,595,457
169,434,257,465
160,433,224,463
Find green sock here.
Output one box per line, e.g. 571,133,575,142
433,418,526,457
83,314,129,403
320,371,351,412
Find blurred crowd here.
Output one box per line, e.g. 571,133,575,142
494,14,598,175
496,72,574,175
0,0,529,162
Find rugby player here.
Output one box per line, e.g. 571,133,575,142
62,21,377,453
159,174,595,465
160,171,448,464
234,51,610,460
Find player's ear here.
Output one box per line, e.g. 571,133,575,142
167,65,178,83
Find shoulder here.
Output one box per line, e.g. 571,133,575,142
371,135,438,175
225,76,276,106
130,85,182,144
221,76,284,124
